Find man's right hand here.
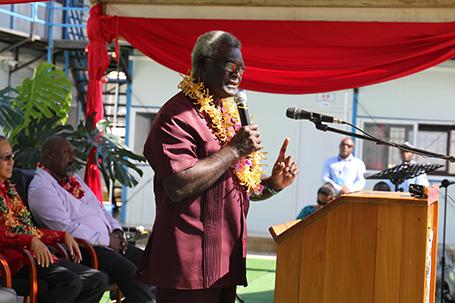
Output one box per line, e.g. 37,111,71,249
31,237,55,268
339,186,349,195
109,232,123,253
229,125,262,158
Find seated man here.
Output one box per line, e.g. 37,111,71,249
296,183,335,220
0,135,107,303
28,136,155,303
373,181,391,191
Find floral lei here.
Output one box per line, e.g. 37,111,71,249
38,163,85,199
0,182,42,237
178,74,265,195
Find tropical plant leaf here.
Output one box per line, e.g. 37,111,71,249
13,62,71,134
0,87,23,133
67,116,146,188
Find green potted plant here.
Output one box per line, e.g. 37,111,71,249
0,62,145,188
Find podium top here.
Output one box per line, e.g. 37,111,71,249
269,187,439,242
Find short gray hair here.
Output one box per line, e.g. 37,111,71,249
191,30,241,77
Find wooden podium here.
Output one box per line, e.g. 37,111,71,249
269,189,439,303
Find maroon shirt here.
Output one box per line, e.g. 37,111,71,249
138,91,249,289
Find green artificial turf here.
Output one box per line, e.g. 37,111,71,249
100,256,276,303
236,256,276,303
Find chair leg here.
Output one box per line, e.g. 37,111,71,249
116,289,123,302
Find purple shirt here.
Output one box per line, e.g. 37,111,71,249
28,168,122,246
138,91,249,290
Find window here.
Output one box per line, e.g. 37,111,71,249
133,111,157,155
415,124,455,175
362,122,413,170
362,122,455,176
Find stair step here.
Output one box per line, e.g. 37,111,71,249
54,40,88,50
72,67,88,71
105,114,126,118
103,92,127,96
104,104,126,108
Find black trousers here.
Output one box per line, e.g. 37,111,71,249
13,258,108,303
82,244,155,303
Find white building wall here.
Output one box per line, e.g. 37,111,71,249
126,54,455,244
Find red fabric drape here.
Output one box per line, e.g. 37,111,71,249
84,4,115,202
86,4,455,195
95,12,455,94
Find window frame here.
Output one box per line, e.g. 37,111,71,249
358,118,455,177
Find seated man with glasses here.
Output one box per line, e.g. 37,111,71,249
321,137,366,195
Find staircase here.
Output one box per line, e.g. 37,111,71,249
62,0,131,209
64,0,130,140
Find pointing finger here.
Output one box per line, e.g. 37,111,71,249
278,138,289,160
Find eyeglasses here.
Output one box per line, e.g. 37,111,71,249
340,144,353,148
206,57,246,75
0,154,14,162
222,61,245,75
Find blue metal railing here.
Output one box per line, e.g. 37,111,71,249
0,2,88,28
0,0,89,63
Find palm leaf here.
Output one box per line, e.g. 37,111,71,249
0,87,23,133
67,116,146,188
14,62,71,134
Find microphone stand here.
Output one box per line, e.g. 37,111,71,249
311,120,455,162
439,179,452,303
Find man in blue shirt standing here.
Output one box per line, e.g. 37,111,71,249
321,137,366,195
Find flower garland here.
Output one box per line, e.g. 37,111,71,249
178,74,265,194
38,163,85,199
0,182,42,237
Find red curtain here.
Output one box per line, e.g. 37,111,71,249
86,4,455,196
94,11,455,94
84,4,116,202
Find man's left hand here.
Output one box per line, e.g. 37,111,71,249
64,232,82,263
269,138,298,191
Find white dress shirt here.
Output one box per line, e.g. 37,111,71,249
321,154,366,194
28,168,122,246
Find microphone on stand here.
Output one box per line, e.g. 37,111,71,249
286,107,345,124
440,179,455,188
234,89,250,126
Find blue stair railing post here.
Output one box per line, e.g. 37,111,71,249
9,4,14,30
63,0,70,76
121,49,133,224
47,0,55,63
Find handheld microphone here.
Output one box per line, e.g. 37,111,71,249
234,89,250,126
286,107,345,124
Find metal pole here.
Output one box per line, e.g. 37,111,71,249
440,179,450,303
47,0,55,63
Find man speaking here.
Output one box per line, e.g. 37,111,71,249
138,30,298,303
